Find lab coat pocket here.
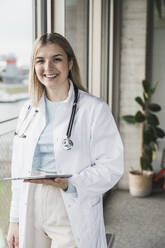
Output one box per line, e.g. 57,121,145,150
82,196,101,234
70,191,78,199
66,192,78,204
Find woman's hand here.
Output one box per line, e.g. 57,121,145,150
7,222,19,248
24,178,68,190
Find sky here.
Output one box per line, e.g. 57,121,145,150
0,0,32,66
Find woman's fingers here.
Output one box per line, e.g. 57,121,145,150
54,178,68,190
24,178,68,190
24,179,55,184
24,179,43,184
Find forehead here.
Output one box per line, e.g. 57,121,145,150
36,43,66,57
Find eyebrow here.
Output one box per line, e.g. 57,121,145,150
35,54,63,59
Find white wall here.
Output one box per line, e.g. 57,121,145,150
119,0,147,189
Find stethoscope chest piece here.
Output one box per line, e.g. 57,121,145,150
62,138,74,150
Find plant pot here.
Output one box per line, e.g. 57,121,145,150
128,170,154,197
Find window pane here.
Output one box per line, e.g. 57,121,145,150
0,0,32,122
65,0,89,88
101,0,110,102
152,3,165,135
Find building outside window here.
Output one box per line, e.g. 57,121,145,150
0,0,32,123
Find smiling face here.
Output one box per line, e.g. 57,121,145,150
34,43,73,92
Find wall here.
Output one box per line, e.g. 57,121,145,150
119,0,147,189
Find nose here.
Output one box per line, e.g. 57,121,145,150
44,60,55,72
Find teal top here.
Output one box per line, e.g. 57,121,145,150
32,97,60,173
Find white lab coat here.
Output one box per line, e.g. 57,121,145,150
10,81,124,248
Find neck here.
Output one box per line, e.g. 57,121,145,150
46,81,70,102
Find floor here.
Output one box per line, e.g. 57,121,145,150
103,189,165,248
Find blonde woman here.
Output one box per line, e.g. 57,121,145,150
7,33,124,248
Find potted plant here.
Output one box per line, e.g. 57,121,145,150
122,79,165,197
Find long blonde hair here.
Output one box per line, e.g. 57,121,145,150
29,33,86,107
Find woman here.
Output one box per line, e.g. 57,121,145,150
7,33,124,248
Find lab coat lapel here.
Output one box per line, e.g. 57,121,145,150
32,93,46,136
24,94,46,173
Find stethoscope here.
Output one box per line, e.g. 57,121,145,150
14,83,79,150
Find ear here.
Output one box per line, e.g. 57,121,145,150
68,59,73,71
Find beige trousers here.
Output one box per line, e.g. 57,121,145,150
32,183,76,248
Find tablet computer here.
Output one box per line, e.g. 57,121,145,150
0,174,72,181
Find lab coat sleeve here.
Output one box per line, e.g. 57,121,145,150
69,101,124,199
10,153,20,221
10,102,30,221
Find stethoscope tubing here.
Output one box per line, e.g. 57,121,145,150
66,84,78,138
66,103,77,138
14,83,79,150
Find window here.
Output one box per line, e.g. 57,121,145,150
101,0,111,102
0,0,32,121
147,1,165,135
101,0,121,123
65,0,89,88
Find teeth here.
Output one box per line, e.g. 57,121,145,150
45,74,58,78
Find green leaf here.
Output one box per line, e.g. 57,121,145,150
143,146,153,162
148,103,161,112
122,115,136,124
143,143,156,152
140,156,153,170
135,97,145,109
147,113,159,126
143,145,152,155
135,111,145,123
155,127,165,138
142,80,151,94
143,128,155,144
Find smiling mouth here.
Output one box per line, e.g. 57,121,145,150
44,74,59,79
